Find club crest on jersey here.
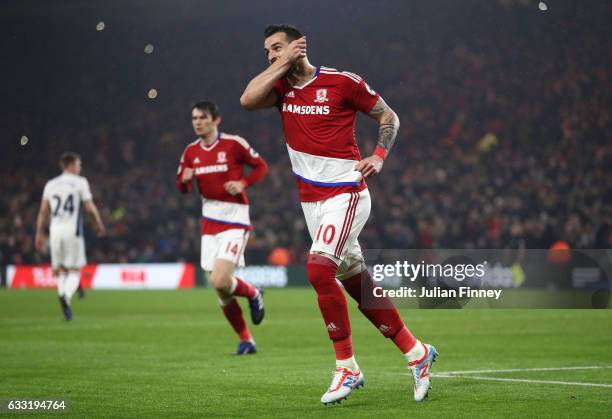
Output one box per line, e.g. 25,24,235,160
314,89,329,103
217,151,227,164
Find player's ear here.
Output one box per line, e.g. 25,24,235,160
214,116,222,126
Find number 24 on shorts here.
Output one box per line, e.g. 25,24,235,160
315,224,336,245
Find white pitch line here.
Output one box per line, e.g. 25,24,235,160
432,365,612,375
432,374,612,389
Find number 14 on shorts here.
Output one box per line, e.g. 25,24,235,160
225,242,239,256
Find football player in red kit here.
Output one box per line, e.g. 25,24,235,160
241,25,437,403
177,101,268,355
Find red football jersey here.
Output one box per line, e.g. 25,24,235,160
177,132,268,234
273,66,380,202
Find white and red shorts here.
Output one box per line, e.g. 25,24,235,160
201,228,249,272
301,189,371,264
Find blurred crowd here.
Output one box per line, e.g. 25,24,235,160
1,0,610,266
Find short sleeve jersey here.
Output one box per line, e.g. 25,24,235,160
273,66,380,202
42,172,93,235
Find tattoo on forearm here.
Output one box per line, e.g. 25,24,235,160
368,98,400,151
378,121,399,151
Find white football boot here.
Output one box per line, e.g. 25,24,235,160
320,366,364,405
409,343,438,401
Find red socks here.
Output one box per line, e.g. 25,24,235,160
221,299,252,342
342,269,417,353
307,254,353,359
392,326,418,354
232,277,257,299
217,277,256,343
307,254,419,359
333,337,354,360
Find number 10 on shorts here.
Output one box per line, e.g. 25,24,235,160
315,224,336,245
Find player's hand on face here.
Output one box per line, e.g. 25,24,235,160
355,155,384,178
35,233,45,252
224,180,246,196
182,167,194,183
283,37,307,64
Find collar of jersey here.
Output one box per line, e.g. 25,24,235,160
199,132,221,151
290,66,320,90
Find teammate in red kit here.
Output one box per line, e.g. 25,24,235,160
177,101,268,355
241,25,437,403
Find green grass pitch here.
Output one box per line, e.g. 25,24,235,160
1,289,611,418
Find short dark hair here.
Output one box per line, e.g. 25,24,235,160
192,101,220,119
59,152,81,169
264,24,303,42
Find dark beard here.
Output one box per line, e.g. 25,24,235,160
283,64,297,79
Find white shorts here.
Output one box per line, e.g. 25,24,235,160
201,228,249,272
50,231,86,270
301,189,371,264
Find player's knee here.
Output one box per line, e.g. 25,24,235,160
209,271,232,293
307,253,338,286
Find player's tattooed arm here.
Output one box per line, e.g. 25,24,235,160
356,97,400,178
368,97,400,153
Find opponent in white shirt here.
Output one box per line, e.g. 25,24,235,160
35,152,105,320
